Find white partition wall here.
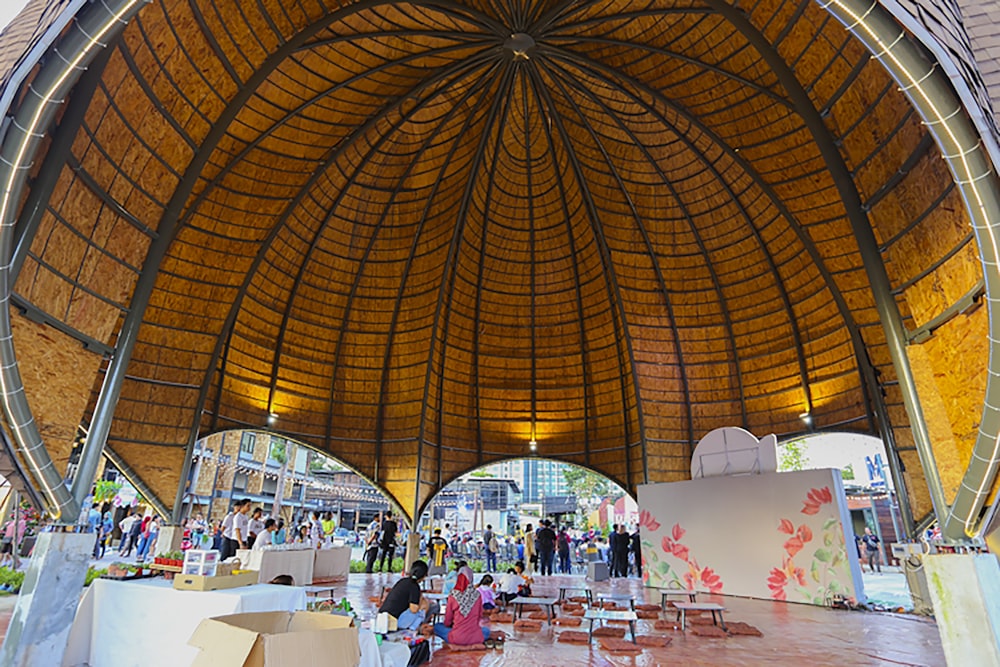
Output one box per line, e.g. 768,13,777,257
637,469,864,605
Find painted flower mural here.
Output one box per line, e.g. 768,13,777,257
767,486,848,604
637,469,860,607
643,522,724,594
638,509,660,532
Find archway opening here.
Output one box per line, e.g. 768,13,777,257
182,429,398,534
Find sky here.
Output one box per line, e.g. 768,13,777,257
0,1,31,32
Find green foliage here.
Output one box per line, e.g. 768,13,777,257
469,470,494,478
840,464,855,481
0,566,24,592
562,465,611,508
93,480,123,504
85,567,107,586
778,439,810,472
269,438,288,465
349,557,405,573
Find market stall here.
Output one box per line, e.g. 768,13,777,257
314,545,352,581
63,578,305,667
236,547,315,585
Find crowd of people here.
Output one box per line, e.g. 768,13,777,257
417,519,645,579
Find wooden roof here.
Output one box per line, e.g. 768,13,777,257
0,0,988,520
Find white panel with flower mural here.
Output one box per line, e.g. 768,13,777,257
636,468,864,606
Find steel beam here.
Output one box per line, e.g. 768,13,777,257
0,0,149,523
815,0,1000,540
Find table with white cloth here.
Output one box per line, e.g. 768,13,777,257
357,628,411,667
236,547,315,585
63,578,306,667
313,545,352,580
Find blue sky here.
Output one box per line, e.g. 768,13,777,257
0,1,31,32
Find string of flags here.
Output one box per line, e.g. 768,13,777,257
190,454,386,503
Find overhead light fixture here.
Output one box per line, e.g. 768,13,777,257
529,439,537,452
267,412,278,426
799,412,812,426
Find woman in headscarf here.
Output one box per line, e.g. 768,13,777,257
433,566,491,646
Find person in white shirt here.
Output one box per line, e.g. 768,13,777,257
223,499,251,558
252,519,277,550
247,507,264,544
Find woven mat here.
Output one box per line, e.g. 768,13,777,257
592,626,626,638
636,634,672,647
557,630,591,644
599,638,643,655
444,643,488,652
553,616,583,626
514,619,543,632
690,624,728,638
727,621,763,637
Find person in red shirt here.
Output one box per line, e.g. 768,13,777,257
433,566,490,646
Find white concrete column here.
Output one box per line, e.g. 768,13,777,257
156,525,184,554
0,530,92,666
924,553,1000,666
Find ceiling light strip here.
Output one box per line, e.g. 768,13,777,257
0,0,149,521
817,0,1000,540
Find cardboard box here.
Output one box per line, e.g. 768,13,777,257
173,570,259,591
188,611,361,667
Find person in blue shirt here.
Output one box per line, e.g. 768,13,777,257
99,511,114,559
273,519,286,545
87,503,102,558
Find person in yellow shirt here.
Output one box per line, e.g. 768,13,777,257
321,512,336,545
523,523,536,574
428,528,449,576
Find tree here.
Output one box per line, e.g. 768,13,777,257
841,463,855,481
778,438,810,472
93,480,122,504
562,465,611,513
269,438,292,520
470,469,494,478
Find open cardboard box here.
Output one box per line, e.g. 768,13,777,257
174,570,259,591
189,611,360,667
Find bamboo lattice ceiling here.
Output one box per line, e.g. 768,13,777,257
0,0,987,520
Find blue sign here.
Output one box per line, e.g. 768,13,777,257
865,454,886,487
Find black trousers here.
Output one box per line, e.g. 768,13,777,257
365,546,379,573
378,543,395,572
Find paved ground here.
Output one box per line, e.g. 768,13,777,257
0,570,943,665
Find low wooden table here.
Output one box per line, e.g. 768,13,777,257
512,596,559,623
558,585,593,603
583,608,638,643
424,591,448,622
660,588,698,611
596,593,635,610
673,602,726,632
304,584,337,601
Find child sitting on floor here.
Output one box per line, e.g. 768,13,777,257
477,574,496,610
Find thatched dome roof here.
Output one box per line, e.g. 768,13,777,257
0,0,989,519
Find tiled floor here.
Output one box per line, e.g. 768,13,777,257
0,572,943,665
340,572,944,666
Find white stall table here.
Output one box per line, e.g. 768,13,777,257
314,545,352,581
237,547,315,585
63,577,306,667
